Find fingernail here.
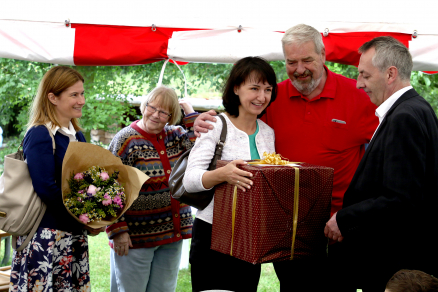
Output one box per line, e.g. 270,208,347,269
250,181,253,185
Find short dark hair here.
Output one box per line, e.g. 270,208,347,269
359,36,413,81
222,56,277,118
386,269,438,292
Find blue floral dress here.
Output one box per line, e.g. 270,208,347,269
9,227,90,292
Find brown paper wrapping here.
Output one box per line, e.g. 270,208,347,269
62,142,150,228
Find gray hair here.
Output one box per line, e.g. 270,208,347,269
359,36,413,81
281,24,325,55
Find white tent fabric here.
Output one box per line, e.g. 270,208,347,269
1,0,438,70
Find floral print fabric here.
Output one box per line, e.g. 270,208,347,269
10,227,90,292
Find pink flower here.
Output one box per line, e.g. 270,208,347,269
74,173,84,180
77,197,82,202
102,198,112,206
100,172,110,181
113,195,124,208
87,185,97,196
102,193,112,206
79,214,89,224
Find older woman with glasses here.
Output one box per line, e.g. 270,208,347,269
106,85,199,292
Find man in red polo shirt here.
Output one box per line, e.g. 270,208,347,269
194,24,378,291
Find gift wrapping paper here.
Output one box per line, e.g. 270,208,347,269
211,160,333,264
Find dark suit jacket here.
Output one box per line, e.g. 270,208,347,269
336,88,438,288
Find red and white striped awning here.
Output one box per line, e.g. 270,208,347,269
1,0,438,72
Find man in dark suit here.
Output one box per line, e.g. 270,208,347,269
324,36,438,291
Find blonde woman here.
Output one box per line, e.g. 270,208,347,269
106,86,199,292
10,66,104,292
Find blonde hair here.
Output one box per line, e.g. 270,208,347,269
27,66,85,131
139,86,182,125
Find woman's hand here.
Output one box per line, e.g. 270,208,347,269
202,159,253,192
84,225,106,237
220,160,253,192
113,232,133,256
179,99,195,115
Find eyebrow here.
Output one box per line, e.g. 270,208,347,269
248,84,272,88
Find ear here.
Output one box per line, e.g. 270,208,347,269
387,66,398,85
234,85,239,96
48,93,57,105
320,48,326,63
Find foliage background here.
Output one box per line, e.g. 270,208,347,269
1,57,438,174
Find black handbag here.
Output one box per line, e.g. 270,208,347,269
169,115,227,210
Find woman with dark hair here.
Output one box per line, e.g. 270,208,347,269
184,56,277,292
10,66,104,292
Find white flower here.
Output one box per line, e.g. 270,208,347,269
40,229,52,240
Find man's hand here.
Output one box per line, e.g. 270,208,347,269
113,232,133,256
194,110,217,137
324,212,344,242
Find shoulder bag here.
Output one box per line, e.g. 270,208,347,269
170,115,227,210
0,125,54,251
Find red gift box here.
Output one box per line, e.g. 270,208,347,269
211,161,334,264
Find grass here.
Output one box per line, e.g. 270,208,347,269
86,233,280,291
2,234,364,291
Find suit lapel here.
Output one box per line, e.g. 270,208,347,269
350,88,419,184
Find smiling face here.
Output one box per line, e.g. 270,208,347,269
284,41,325,96
49,80,85,128
235,76,273,118
357,47,388,107
142,97,171,134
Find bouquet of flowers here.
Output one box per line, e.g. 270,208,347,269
64,166,126,224
62,142,150,228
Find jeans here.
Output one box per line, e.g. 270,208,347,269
110,240,183,292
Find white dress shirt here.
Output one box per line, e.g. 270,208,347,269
370,86,413,141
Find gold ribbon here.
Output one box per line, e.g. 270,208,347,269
230,186,238,256
230,152,300,260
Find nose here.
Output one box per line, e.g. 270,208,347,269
151,110,161,118
78,94,85,105
296,61,306,74
356,75,364,89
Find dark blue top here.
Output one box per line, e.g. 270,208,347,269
23,125,86,234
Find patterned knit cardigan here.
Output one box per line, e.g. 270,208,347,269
106,113,198,249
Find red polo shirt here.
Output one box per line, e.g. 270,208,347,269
263,66,378,216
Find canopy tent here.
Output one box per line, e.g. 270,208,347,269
1,0,438,72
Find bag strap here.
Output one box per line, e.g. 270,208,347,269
12,125,55,251
18,125,56,154
208,115,227,171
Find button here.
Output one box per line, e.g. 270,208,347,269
307,112,310,114
159,135,162,139
160,151,165,155
167,170,171,174
175,214,178,217
176,233,181,237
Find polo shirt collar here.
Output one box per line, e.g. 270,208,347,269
288,65,336,101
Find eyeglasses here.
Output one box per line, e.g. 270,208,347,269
145,104,172,119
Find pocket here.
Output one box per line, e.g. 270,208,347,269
322,121,351,152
